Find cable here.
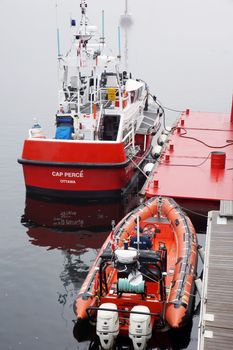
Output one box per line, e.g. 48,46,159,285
179,127,233,149
132,154,157,162
159,152,211,168
161,106,184,113
156,98,184,113
128,155,149,179
180,206,208,219
153,97,168,130
140,271,162,283
150,96,233,148
149,94,179,133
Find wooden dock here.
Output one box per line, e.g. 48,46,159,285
198,201,233,349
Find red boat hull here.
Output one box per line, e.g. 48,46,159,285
18,138,151,199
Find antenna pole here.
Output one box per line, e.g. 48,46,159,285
120,0,133,71
102,10,104,38
57,28,61,57
118,26,121,60
125,0,128,14
55,0,62,107
55,1,62,57
55,0,61,58
136,216,140,253
230,95,233,123
100,10,105,44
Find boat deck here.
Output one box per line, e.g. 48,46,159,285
198,202,233,349
140,107,233,214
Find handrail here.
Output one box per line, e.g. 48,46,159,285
122,128,135,150
87,306,164,318
96,104,104,139
58,85,129,114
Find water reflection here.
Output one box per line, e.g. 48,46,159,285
21,192,140,330
22,194,140,232
21,193,140,273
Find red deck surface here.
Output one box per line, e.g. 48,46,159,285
145,110,233,203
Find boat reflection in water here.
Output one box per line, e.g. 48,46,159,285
22,191,139,265
22,194,140,233
21,192,140,319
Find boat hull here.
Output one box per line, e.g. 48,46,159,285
18,138,151,199
22,165,134,199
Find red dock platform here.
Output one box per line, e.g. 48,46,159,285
141,102,233,223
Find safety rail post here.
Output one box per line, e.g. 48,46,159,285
230,95,233,123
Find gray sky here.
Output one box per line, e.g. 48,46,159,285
0,0,232,129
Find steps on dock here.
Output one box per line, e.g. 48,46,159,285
219,200,233,217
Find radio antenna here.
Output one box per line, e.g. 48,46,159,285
55,0,62,106
117,26,121,60
100,10,105,45
55,0,62,57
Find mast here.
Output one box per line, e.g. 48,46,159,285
100,10,105,45
120,0,133,71
55,0,62,107
76,0,90,115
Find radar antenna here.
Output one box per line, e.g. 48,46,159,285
80,0,88,27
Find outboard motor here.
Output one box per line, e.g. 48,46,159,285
97,303,119,350
129,305,152,350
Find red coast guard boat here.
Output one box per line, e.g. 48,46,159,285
73,197,197,350
18,0,160,199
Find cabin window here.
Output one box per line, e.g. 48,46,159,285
130,89,140,103
138,86,143,99
100,72,118,88
102,114,120,141
130,91,135,103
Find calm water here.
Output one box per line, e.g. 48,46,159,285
0,0,232,349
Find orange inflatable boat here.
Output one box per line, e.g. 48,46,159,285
73,197,197,349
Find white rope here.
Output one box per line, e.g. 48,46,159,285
128,155,149,179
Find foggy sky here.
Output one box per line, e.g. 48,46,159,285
0,0,232,130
